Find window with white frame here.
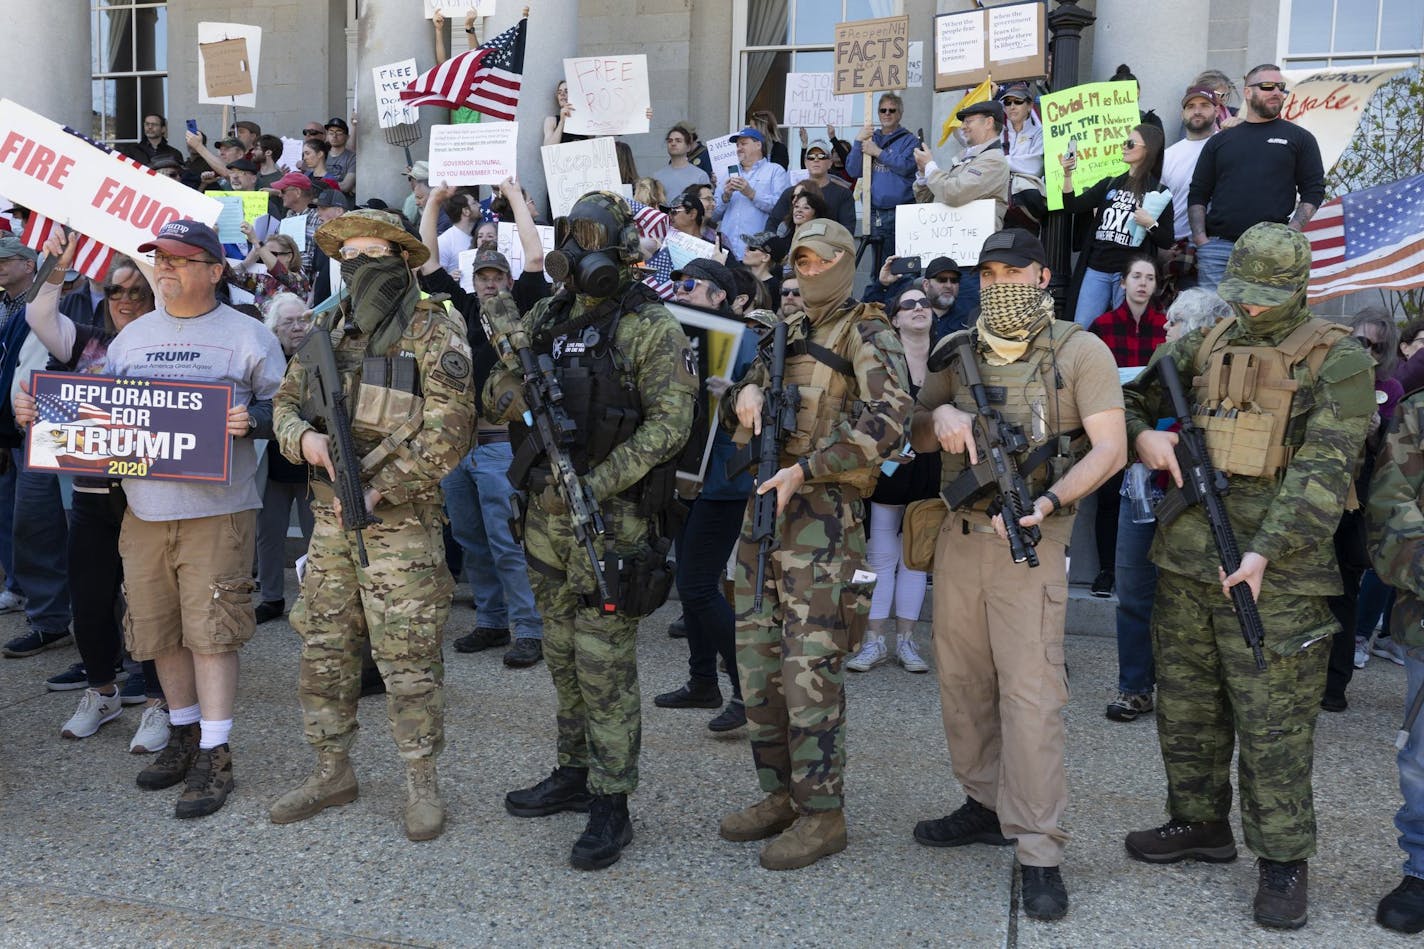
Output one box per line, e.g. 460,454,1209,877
1279,0,1424,66
92,0,168,145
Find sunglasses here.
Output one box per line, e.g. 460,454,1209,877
878,107,900,114
337,244,395,260
780,288,801,297
303,128,325,136
931,273,961,283
1353,335,1387,355
1000,97,1028,106
805,152,829,160
897,298,930,311
1250,81,1288,92
676,278,707,293
104,285,151,302
1123,140,1143,150
153,252,219,269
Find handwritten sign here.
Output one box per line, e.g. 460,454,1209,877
1040,81,1140,212
197,22,262,108
907,42,924,89
664,230,719,271
783,73,854,129
1281,64,1410,173
894,199,996,267
423,0,495,17
0,99,222,264
207,190,267,224
563,56,651,137
428,121,519,186
834,16,910,97
26,373,235,484
373,59,420,129
541,136,622,217
934,1,1046,92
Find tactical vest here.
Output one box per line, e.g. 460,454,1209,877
940,323,1088,514
1190,315,1349,481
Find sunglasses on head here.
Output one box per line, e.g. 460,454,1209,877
1250,81,1288,92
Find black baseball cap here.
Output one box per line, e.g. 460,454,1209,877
227,157,259,173
138,219,225,261
670,258,736,299
315,188,354,210
977,229,1047,268
926,256,961,278
325,117,350,133
957,100,1006,123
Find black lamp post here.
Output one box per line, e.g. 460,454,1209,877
1043,0,1096,314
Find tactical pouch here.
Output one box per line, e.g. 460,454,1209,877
785,384,825,456
1197,411,1277,478
589,539,674,618
634,459,679,518
352,358,423,439
902,497,948,571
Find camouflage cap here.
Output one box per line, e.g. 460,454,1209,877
315,208,430,268
566,190,641,261
789,219,854,261
1217,222,1311,307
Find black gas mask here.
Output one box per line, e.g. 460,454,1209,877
544,196,631,298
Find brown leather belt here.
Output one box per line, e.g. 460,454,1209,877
477,431,511,445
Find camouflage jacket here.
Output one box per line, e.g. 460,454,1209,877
273,300,476,507
1367,389,1424,646
482,286,697,502
1123,310,1374,593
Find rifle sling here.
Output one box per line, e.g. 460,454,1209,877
787,338,855,378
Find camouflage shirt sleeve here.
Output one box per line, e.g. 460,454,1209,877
805,314,911,481
272,328,324,466
585,304,698,502
1121,331,1201,447
1368,392,1424,597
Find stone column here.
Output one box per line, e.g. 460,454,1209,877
1042,0,1096,312
10,0,90,130
1091,0,1209,142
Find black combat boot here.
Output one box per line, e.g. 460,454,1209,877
653,676,722,709
569,793,633,871
913,797,1013,848
1378,875,1424,933
504,765,592,817
1254,859,1308,929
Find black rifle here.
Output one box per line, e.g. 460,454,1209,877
936,330,1041,567
726,320,800,610
1152,356,1267,671
296,329,381,566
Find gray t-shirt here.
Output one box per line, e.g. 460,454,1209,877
652,162,710,201
103,302,286,521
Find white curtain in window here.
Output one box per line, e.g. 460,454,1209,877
869,0,897,17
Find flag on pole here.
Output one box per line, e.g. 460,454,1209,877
401,18,527,121
938,76,994,147
629,199,668,244
1306,173,1424,303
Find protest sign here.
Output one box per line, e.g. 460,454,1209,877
783,73,854,129
541,136,622,217
206,190,268,224
212,196,245,243
197,22,262,107
894,199,996,267
278,215,308,251
279,136,306,172
26,373,235,484
423,0,495,16
934,0,1046,92
1040,81,1139,212
705,134,738,181
834,16,910,96
373,59,420,129
907,42,924,89
665,302,746,495
664,230,719,271
563,56,651,137
495,222,554,279
0,99,222,263
428,121,519,185
1280,64,1410,173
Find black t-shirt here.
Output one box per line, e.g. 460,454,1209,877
1063,172,1174,273
1188,119,1325,242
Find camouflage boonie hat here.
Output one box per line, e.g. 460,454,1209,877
1217,222,1310,307
315,208,429,268
567,190,641,261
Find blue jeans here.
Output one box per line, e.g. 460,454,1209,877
1073,266,1125,328
442,442,542,640
10,448,70,633
0,459,16,595
1356,569,1397,639
1397,649,1424,878
676,496,743,699
869,208,896,275
1194,238,1234,293
1114,494,1158,695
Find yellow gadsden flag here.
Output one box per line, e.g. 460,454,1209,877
938,76,994,147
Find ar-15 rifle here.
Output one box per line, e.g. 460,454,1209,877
726,320,800,610
296,328,381,566
1151,356,1267,670
935,330,1042,567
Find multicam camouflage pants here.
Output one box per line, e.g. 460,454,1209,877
1152,571,1335,861
290,500,453,760
734,483,870,814
524,495,644,795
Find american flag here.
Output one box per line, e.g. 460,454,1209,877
401,18,526,121
629,199,668,243
37,394,110,426
641,246,676,300
1306,172,1424,303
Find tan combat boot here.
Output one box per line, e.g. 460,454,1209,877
759,809,847,871
719,789,797,842
405,759,445,841
269,749,358,824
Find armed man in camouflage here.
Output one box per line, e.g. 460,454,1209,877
718,219,911,871
1123,222,1374,930
482,191,697,871
1368,383,1424,933
269,209,475,842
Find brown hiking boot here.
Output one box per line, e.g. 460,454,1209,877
136,722,199,790
174,743,235,819
1125,818,1237,864
270,750,358,824
759,810,847,871
1254,859,1308,929
405,759,445,841
719,790,797,842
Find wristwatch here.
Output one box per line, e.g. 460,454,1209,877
465,27,477,34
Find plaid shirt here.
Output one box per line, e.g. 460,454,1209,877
1088,301,1168,368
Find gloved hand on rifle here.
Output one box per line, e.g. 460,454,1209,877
537,477,568,515
479,291,530,370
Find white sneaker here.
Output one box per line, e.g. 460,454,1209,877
1373,637,1408,666
1354,638,1370,670
129,703,170,754
60,688,123,739
846,638,888,672
897,638,930,673
0,590,26,613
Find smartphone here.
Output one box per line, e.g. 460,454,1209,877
890,257,922,276
186,119,198,135
916,128,925,147
726,164,740,179
1066,137,1077,158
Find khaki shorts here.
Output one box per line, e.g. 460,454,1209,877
119,509,257,660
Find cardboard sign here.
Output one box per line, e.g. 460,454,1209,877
562,56,651,137
1280,64,1410,174
783,73,855,129
26,373,235,484
373,59,420,130
541,136,622,218
1040,82,1140,212
894,199,996,267
423,0,495,17
428,121,519,186
197,22,262,107
0,99,222,264
934,1,1046,92
834,16,910,96
495,222,554,279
